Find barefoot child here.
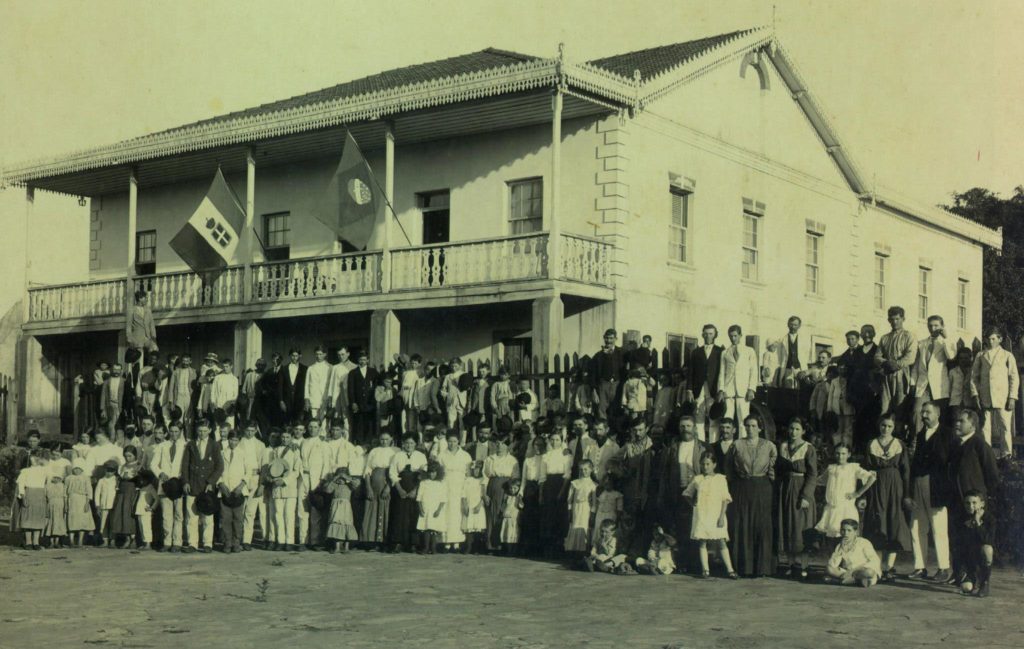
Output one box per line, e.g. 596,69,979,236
825,519,881,587
636,525,678,575
500,479,523,555
416,461,446,555
45,474,68,549
564,460,597,561
683,451,738,578
461,461,487,554
325,467,360,554
65,459,95,547
93,460,119,547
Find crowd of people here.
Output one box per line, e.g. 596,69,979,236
8,303,1013,600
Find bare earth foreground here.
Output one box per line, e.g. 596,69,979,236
1,542,1022,649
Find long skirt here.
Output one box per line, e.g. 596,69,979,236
863,467,912,552
350,479,367,542
730,476,775,576
109,481,139,536
45,497,68,536
19,488,48,530
442,474,466,545
520,481,542,551
361,468,390,544
485,476,511,549
539,475,566,547
387,468,420,547
10,493,23,532
778,474,817,555
67,494,95,532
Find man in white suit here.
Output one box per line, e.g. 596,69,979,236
912,316,958,431
720,325,759,428
971,327,1019,458
774,316,813,388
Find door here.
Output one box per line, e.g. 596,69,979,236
503,338,533,375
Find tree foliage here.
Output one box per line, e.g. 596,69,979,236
943,186,1024,342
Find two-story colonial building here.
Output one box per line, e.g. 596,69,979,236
1,27,1001,438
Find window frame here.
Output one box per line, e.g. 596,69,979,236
668,187,691,264
263,211,291,262
917,266,931,321
957,278,969,329
507,177,543,236
873,252,888,311
741,209,762,281
135,229,157,276
805,230,822,296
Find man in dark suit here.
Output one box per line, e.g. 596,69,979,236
277,349,308,425
658,415,706,574
686,324,724,443
906,401,955,582
347,349,379,445
589,328,625,422
948,408,1000,584
181,420,224,553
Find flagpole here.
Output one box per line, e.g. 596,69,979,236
347,130,412,246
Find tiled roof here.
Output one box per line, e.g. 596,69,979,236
586,29,756,80
155,48,540,136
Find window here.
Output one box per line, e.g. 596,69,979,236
418,191,451,245
873,253,887,310
669,188,690,263
508,178,543,235
263,212,291,262
666,334,684,369
741,210,761,281
958,279,969,329
805,232,822,295
135,230,156,276
918,267,930,320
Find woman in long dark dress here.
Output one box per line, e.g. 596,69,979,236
776,418,818,579
108,446,141,547
845,325,884,456
519,436,547,556
729,414,777,577
538,433,568,557
387,435,426,553
862,413,913,581
483,436,519,552
361,433,397,548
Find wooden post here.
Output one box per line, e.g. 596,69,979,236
244,148,256,304
381,122,395,293
549,88,563,280
127,167,138,304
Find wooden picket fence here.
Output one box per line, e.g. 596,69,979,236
0,373,12,445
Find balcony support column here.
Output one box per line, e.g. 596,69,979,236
381,122,395,293
21,186,34,324
370,309,400,370
234,320,263,375
531,291,563,366
127,168,138,299
243,149,256,304
549,86,563,281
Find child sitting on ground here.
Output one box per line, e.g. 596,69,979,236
825,518,881,588
635,525,677,575
584,519,633,574
957,490,996,597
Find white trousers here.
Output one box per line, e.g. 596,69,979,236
272,497,297,545
160,497,184,548
137,513,153,544
694,382,718,443
723,396,750,433
982,408,1012,457
184,495,215,548
243,493,267,544
911,504,950,571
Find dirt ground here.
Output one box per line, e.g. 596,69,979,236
1,532,1022,649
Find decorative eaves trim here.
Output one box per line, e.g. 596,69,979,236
4,57,561,184
867,191,1003,250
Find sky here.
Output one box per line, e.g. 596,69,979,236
0,0,1021,288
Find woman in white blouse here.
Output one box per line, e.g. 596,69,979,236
361,433,397,548
483,437,519,551
539,433,571,558
437,431,472,550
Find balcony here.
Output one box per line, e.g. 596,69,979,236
26,233,614,327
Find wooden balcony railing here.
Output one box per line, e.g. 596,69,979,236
25,233,613,323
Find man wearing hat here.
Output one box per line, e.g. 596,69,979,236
305,346,333,426
181,421,224,553
590,329,625,422
348,350,379,445
151,422,188,552
219,429,250,552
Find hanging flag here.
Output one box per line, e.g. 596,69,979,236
314,131,384,250
169,168,245,278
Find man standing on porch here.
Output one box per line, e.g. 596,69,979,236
100,364,127,442
305,346,333,425
168,354,197,433
348,350,379,445
720,325,759,432
590,329,625,422
278,349,308,425
879,306,919,436
328,346,357,432
774,316,809,389
686,325,724,443
912,316,957,431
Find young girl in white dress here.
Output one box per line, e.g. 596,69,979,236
564,460,597,557
815,444,876,540
591,475,624,547
499,480,523,554
416,461,447,555
461,461,487,554
682,451,738,579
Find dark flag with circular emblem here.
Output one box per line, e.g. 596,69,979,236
315,131,384,250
